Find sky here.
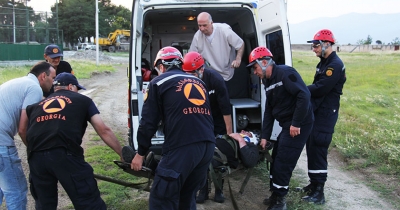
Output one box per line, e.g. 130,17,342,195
28,0,400,24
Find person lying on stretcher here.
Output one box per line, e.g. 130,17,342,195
196,130,261,203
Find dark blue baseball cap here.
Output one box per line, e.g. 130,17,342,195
44,44,63,58
53,73,86,90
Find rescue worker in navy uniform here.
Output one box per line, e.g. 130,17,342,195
182,51,232,203
182,51,232,136
25,73,123,210
247,46,314,210
300,29,346,204
43,44,74,97
130,46,215,210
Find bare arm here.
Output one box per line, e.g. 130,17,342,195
236,43,245,61
18,109,28,146
232,43,245,68
260,139,267,150
228,133,247,148
90,114,122,159
223,114,233,134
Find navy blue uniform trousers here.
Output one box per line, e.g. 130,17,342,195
28,147,106,210
149,141,214,210
270,122,313,196
306,107,339,183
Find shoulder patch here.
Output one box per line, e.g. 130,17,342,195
326,67,334,77
143,88,149,102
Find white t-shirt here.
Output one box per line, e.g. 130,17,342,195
189,23,244,81
0,73,42,146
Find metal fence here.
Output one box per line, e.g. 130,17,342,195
0,6,62,60
0,6,62,45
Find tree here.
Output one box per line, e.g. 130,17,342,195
356,35,373,45
356,39,365,45
0,0,41,43
107,6,131,31
375,40,382,45
48,0,95,45
364,35,372,44
32,21,50,44
45,0,131,45
392,37,400,45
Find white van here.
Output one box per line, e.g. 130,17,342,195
128,0,290,151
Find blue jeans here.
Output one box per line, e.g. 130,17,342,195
0,146,28,210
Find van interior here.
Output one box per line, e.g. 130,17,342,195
135,5,286,141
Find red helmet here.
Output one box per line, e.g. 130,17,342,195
182,52,205,72
246,46,273,67
307,29,335,44
153,46,183,67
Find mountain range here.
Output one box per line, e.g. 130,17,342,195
288,13,400,45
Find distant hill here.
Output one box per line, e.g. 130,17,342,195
289,13,400,45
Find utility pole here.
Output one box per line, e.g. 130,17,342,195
26,0,29,44
7,0,16,43
13,1,15,43
96,0,99,65
56,0,59,44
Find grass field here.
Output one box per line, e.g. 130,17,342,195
1,51,399,209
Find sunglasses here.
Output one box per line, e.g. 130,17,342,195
312,44,321,48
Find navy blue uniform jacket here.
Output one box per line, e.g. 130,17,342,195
136,68,215,156
202,68,231,135
308,51,346,111
261,64,314,140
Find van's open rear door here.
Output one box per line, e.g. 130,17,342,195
128,0,144,150
256,0,291,65
257,0,291,140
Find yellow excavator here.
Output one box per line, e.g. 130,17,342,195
94,29,130,52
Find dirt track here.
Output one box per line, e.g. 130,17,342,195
9,53,398,209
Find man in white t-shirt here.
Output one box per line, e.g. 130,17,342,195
0,61,55,209
189,12,244,82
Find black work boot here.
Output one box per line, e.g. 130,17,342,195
267,195,287,210
196,181,209,203
302,183,325,204
295,181,316,194
263,193,277,206
214,179,225,203
122,145,135,163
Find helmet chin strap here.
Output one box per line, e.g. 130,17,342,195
195,66,205,79
320,40,331,58
256,59,274,77
195,70,203,79
154,66,162,75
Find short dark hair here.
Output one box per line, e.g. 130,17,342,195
29,61,53,77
